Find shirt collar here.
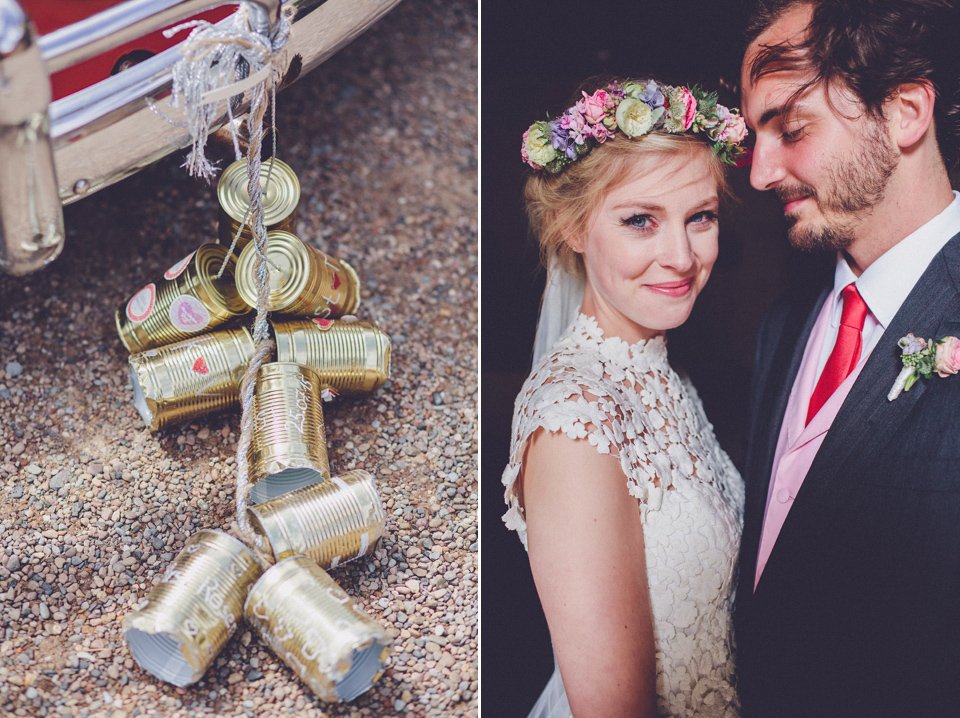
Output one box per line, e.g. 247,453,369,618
831,191,960,328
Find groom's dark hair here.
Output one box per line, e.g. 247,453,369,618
744,0,960,171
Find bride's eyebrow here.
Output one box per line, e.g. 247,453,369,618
610,201,664,212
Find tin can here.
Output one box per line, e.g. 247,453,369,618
272,318,390,397
124,530,262,687
128,327,255,431
115,244,250,353
249,362,330,504
245,555,392,702
234,230,361,317
217,158,300,251
247,470,385,568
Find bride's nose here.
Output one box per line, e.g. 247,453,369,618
657,227,695,272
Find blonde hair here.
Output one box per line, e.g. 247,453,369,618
524,131,729,278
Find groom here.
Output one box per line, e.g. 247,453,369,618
735,0,960,716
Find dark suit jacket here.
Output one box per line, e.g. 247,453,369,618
735,230,960,718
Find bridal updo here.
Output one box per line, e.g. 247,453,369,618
523,77,733,279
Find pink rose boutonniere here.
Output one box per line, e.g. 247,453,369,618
887,332,960,400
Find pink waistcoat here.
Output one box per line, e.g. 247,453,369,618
753,298,871,588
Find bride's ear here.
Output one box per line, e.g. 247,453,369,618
557,212,583,254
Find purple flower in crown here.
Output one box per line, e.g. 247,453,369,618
561,111,588,147
630,79,666,108
550,119,579,160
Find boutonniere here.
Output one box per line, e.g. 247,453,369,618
887,333,960,400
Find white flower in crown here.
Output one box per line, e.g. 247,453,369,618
521,120,557,169
615,98,657,138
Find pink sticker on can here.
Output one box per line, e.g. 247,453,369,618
164,251,196,280
126,284,156,323
168,295,210,333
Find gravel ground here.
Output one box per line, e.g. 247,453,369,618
0,1,477,716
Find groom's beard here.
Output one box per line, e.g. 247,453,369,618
778,119,898,253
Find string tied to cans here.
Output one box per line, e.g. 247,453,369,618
162,1,293,179
161,0,292,565
117,8,398,698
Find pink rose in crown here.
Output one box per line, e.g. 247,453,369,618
577,89,613,126
720,114,748,144
664,86,698,133
935,336,960,377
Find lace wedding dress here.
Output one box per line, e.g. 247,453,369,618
502,313,744,718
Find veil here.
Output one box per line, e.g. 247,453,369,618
526,257,583,718
532,256,585,364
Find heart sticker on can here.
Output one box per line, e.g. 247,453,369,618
192,357,210,375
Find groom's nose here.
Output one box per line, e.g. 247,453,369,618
749,137,787,191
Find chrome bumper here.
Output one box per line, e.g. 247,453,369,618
0,0,400,276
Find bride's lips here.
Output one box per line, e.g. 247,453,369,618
646,278,694,297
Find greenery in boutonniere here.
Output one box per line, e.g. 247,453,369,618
887,333,960,400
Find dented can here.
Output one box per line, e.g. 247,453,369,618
234,230,360,317
123,530,262,687
217,158,300,252
272,318,390,397
244,555,392,702
247,470,385,568
128,326,255,431
115,244,250,353
248,362,330,504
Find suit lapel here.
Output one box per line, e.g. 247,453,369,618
764,231,960,568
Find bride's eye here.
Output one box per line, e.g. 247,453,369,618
689,210,718,226
622,214,654,231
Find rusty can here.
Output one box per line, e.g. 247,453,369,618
128,326,255,431
248,362,330,504
124,530,262,687
247,470,385,568
272,317,390,397
244,555,392,702
115,244,250,353
217,158,300,252
234,230,361,317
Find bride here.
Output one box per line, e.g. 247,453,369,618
501,77,748,717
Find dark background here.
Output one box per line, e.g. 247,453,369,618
480,1,831,715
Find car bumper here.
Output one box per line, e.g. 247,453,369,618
0,0,400,276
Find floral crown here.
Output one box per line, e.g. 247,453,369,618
521,79,749,173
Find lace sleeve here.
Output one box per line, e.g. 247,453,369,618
501,342,668,550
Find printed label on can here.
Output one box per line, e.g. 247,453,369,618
164,251,196,280
126,284,156,323
169,295,211,334
192,357,210,375
313,302,339,319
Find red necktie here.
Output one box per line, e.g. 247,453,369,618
806,283,868,425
